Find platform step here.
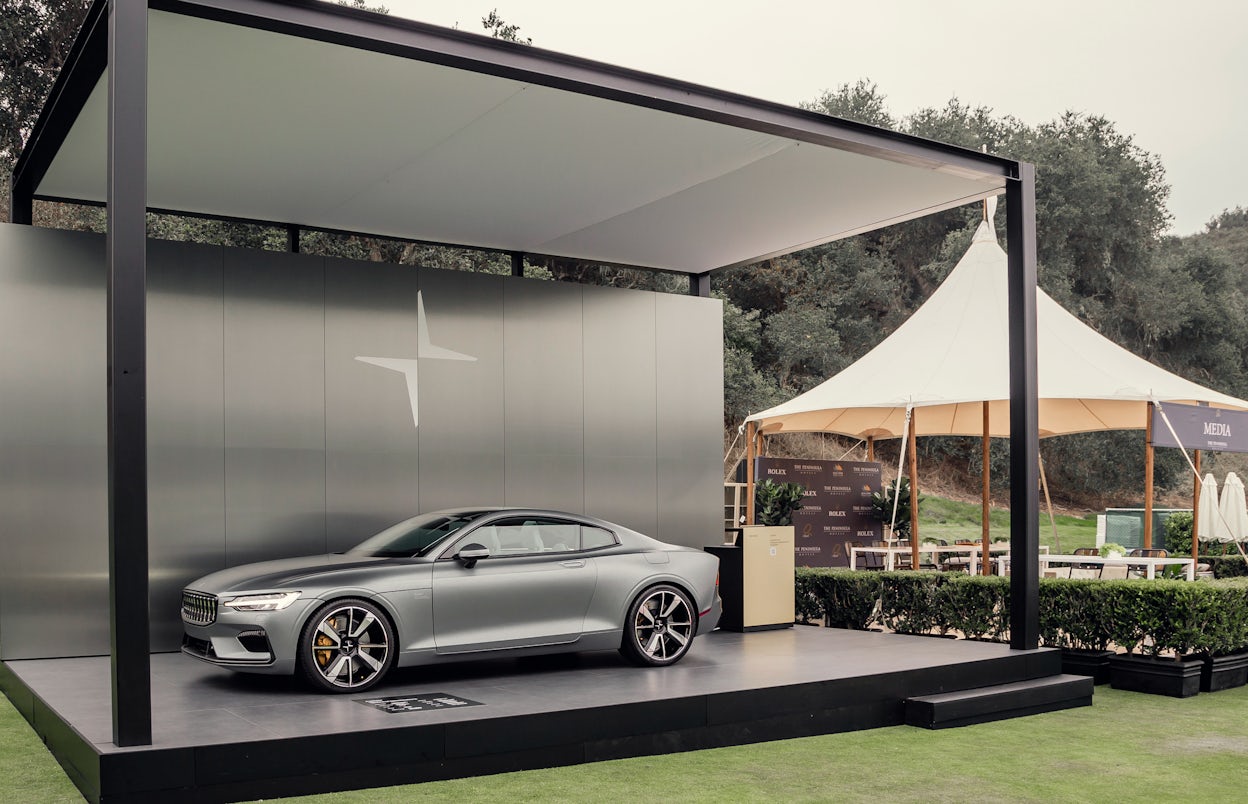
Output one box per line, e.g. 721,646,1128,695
904,674,1093,729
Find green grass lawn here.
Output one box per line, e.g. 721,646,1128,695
6,681,1248,803
918,494,1098,553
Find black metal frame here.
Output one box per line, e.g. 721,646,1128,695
105,0,152,747
5,0,1043,748
1006,164,1040,649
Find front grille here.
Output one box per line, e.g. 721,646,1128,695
181,590,217,626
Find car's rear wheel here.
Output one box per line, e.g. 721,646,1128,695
620,584,695,666
298,598,395,693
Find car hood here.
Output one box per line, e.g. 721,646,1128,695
186,553,392,595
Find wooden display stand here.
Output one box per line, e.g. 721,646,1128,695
706,525,795,631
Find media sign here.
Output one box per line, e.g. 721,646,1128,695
1152,403,1248,453
755,457,883,568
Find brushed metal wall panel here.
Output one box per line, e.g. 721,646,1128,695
416,268,505,510
325,257,421,552
502,279,585,511
223,249,326,566
0,225,110,659
656,294,724,548
146,240,226,649
582,285,658,536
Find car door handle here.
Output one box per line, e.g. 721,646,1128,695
560,560,586,568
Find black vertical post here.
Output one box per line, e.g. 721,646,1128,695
510,251,524,277
107,0,151,747
10,175,33,224
690,272,711,298
1006,164,1040,650
286,224,300,253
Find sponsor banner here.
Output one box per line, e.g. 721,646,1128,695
755,457,883,568
1153,403,1248,453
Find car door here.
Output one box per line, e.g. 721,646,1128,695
431,516,598,654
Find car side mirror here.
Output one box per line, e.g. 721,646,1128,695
457,544,490,568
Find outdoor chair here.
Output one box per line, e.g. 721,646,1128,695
942,539,977,573
1042,566,1072,579
864,541,886,570
845,540,867,570
1128,548,1168,578
1069,568,1099,579
1073,546,1100,570
893,540,913,570
846,540,885,570
1099,565,1129,580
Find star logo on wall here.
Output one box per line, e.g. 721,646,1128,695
355,291,477,428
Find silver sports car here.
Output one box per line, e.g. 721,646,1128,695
181,508,721,692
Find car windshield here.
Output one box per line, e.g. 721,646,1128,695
346,511,494,557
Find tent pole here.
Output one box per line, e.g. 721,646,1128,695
1192,450,1201,565
982,401,991,575
1145,402,1155,549
1039,452,1061,555
908,408,920,567
745,420,756,526
867,436,874,462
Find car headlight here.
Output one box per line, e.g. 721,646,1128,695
220,591,301,612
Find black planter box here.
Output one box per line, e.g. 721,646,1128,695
1110,654,1203,698
1061,648,1115,685
1201,651,1248,693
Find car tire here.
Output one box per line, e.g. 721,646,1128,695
619,583,696,667
298,598,396,693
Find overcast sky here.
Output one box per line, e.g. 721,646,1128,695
382,0,1246,236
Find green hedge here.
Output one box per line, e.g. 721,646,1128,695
1208,556,1248,578
798,569,1248,656
879,572,950,635
795,567,880,629
936,575,1010,641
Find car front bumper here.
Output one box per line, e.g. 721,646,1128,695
181,596,319,676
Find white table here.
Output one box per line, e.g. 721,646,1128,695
1039,554,1195,581
848,542,1013,574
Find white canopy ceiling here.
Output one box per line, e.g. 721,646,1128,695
30,6,1009,274
748,215,1248,439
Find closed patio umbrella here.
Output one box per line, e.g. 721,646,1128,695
1218,472,1248,543
1197,473,1224,543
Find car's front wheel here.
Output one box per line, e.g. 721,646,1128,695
620,584,695,666
298,598,395,693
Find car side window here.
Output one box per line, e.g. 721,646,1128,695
581,526,617,550
445,517,580,558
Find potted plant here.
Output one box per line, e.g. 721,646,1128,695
1199,582,1248,692
1100,542,1127,559
754,478,805,526
870,477,919,540
1107,581,1204,698
1039,577,1116,683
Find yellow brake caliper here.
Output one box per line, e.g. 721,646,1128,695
315,615,341,667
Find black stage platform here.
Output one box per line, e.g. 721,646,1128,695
2,627,1067,803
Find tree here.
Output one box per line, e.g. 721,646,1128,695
800,80,895,130
481,9,531,44
1,1,90,172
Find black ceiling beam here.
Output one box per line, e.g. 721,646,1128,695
34,194,710,283
10,0,109,220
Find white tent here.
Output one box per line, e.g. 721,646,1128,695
747,215,1248,439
